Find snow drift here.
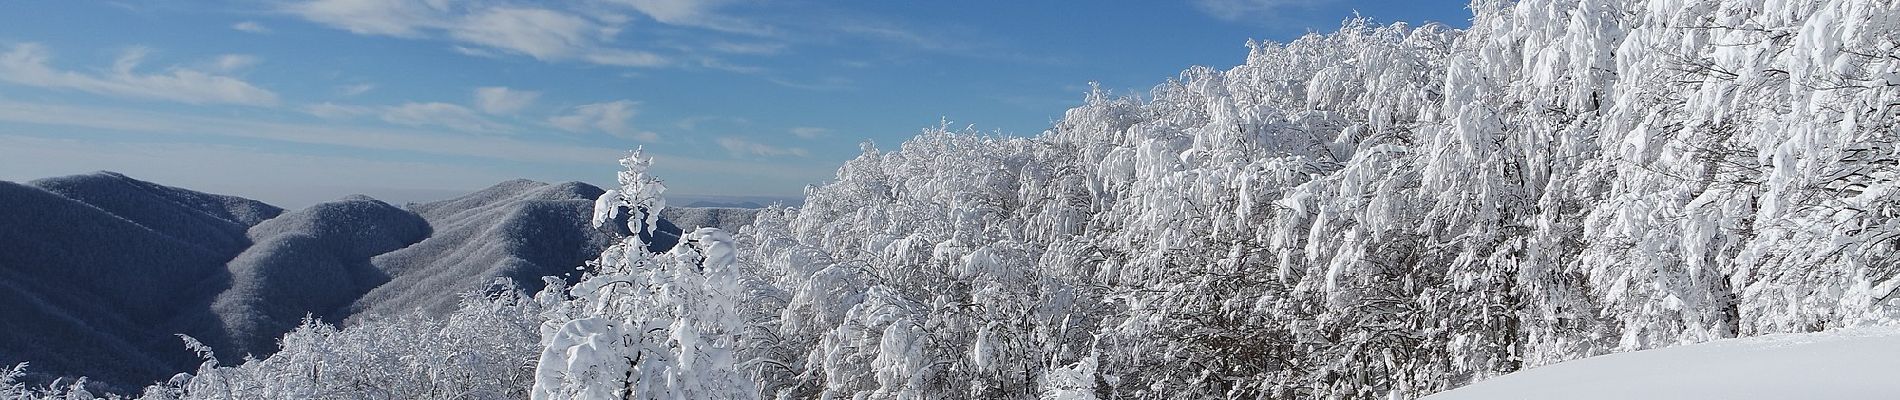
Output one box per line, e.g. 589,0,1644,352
1424,326,1900,400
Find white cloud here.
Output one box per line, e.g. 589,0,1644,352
212,54,260,71
381,102,506,133
473,86,539,115
287,0,447,37
448,7,599,60
302,102,374,119
790,126,829,139
768,76,855,91
609,0,767,35
673,115,745,131
1192,0,1326,21
550,100,654,141
0,99,615,164
709,41,784,55
718,137,808,157
338,83,376,96
232,21,271,33
0,43,278,106
286,0,671,68
582,49,669,67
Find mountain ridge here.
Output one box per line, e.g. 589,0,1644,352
0,171,753,391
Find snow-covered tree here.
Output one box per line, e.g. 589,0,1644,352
532,149,758,400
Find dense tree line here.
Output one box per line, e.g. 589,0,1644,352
715,0,1900,397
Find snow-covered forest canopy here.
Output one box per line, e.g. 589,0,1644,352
10,0,1900,398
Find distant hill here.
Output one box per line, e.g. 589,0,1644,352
347,180,611,319
659,207,761,234
0,172,281,392
670,193,802,208
0,172,756,392
683,200,765,208
211,195,430,357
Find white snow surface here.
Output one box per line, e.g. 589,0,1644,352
1425,326,1900,400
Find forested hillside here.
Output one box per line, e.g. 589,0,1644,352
716,0,1900,397
535,0,1900,398
0,177,672,393
0,173,281,393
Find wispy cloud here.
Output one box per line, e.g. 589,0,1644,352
0,43,279,106
381,102,507,133
694,58,767,74
0,99,614,164
448,7,619,62
580,49,669,67
285,0,670,67
608,0,771,35
767,76,855,91
337,83,376,97
789,126,829,139
286,0,446,37
473,86,539,115
673,115,746,131
232,21,271,34
305,89,524,132
210,54,260,72
836,21,959,51
1192,0,1328,21
302,102,374,119
708,41,785,55
718,137,808,158
550,100,655,141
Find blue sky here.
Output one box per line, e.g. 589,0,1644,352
0,0,1470,208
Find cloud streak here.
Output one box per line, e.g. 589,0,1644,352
790,127,830,139
550,100,655,141
1192,0,1329,21
232,21,271,34
0,99,612,164
473,86,540,115
302,102,374,119
337,83,376,97
380,102,508,133
609,0,771,35
0,43,279,106
286,0,670,67
718,137,809,158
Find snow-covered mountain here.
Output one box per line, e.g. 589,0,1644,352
0,173,737,393
347,180,609,320
210,195,432,357
0,172,281,393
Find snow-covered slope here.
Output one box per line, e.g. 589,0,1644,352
0,173,744,393
1424,326,1900,400
688,0,1900,398
0,173,282,392
210,195,430,357
348,180,610,319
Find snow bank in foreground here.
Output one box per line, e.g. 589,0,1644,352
1424,327,1900,400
